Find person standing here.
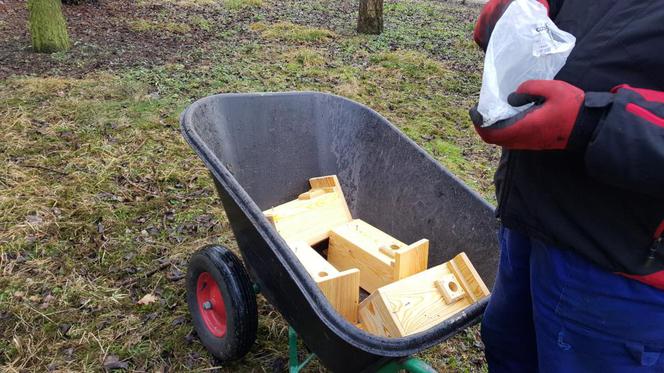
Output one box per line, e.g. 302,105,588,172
470,0,664,371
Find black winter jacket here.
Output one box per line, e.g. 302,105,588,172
495,0,664,289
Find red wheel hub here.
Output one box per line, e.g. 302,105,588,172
196,272,227,337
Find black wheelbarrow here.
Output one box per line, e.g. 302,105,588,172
180,92,499,372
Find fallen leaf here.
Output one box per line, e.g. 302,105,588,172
96,192,122,202
142,312,158,322
39,294,56,309
59,323,71,337
184,330,197,344
166,267,183,281
103,355,128,371
137,293,158,305
171,316,185,326
39,295,55,309
146,226,160,236
25,214,43,225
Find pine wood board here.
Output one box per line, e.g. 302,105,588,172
394,239,429,281
288,241,359,323
263,175,352,245
358,252,489,337
318,268,360,323
328,219,428,293
447,252,490,301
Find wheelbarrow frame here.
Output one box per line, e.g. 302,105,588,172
180,92,498,372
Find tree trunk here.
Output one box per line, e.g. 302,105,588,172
28,0,70,53
357,0,383,35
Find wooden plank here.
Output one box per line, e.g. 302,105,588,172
318,269,360,323
393,239,429,280
287,241,359,323
263,175,352,245
288,241,339,281
328,219,400,293
446,260,477,303
328,219,428,293
297,188,327,200
309,175,353,221
448,252,490,301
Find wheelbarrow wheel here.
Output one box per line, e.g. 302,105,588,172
186,245,258,362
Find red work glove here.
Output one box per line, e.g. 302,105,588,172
470,80,589,150
474,0,549,51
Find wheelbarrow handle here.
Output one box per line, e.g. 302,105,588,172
376,357,437,373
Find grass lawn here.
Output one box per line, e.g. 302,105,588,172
0,0,498,371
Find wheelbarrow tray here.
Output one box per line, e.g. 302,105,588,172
180,92,498,372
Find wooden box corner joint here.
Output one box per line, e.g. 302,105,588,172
327,219,429,293
288,241,360,323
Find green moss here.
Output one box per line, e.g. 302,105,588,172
190,15,212,31
28,0,70,53
370,50,447,78
223,0,263,10
282,48,326,67
252,21,336,43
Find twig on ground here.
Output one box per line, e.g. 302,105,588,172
20,163,69,176
119,260,172,286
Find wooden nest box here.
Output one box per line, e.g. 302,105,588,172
264,176,359,322
358,252,490,337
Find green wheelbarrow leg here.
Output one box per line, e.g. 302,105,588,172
287,325,434,373
288,326,316,373
376,357,437,373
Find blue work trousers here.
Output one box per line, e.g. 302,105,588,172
481,227,664,372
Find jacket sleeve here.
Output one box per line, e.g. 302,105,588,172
548,0,564,18
583,85,664,198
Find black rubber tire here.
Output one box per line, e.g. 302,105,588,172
186,245,258,362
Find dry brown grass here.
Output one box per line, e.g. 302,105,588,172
0,75,284,371
1,0,492,371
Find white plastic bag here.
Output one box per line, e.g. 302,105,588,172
477,0,576,127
